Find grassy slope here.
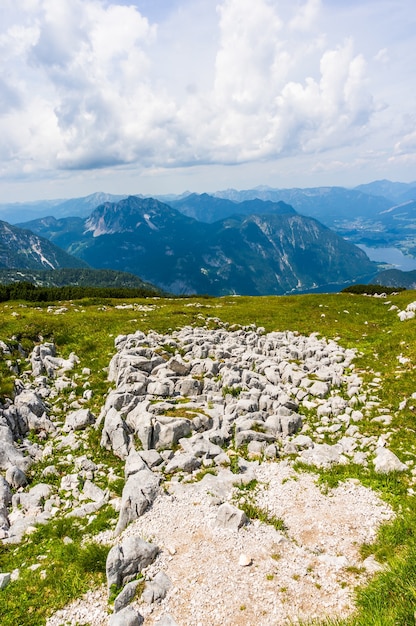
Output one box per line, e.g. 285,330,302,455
0,291,416,624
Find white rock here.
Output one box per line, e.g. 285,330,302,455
238,553,252,567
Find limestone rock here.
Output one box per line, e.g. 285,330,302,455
215,503,248,530
63,408,95,432
101,408,131,459
115,469,159,535
373,447,408,473
114,580,140,613
109,606,144,626
153,417,192,450
142,571,172,603
106,536,158,588
0,572,11,589
164,453,201,474
5,466,28,490
300,443,347,468
0,475,12,506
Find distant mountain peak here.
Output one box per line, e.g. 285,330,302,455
84,195,186,237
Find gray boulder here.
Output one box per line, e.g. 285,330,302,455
179,434,222,459
0,475,12,507
263,414,282,436
373,448,408,473
235,430,275,448
109,606,144,626
0,441,28,472
300,443,347,468
114,580,140,612
167,356,191,376
308,381,330,398
147,380,174,397
101,408,131,459
14,390,47,418
0,506,10,531
115,469,160,535
0,572,11,590
138,449,163,469
125,407,153,451
280,413,303,437
82,479,107,503
64,408,95,432
124,450,147,478
106,536,158,588
153,417,192,450
5,466,27,490
215,503,248,530
175,378,202,397
164,453,201,474
142,571,172,603
12,483,52,513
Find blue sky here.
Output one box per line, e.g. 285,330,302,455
0,0,415,201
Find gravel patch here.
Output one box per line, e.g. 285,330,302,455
47,461,393,626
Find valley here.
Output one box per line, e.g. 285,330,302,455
0,179,415,297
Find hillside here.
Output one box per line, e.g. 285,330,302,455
0,268,162,292
168,192,296,223
1,291,416,625
18,196,377,296
355,179,416,203
213,186,392,225
374,268,416,289
212,184,416,252
7,181,416,265
0,220,88,270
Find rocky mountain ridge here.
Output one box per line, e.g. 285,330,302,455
16,196,377,296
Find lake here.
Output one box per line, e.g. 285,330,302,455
358,245,416,271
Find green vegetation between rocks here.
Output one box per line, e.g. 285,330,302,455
1,290,416,624
0,511,111,626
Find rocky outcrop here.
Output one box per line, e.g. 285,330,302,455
92,323,409,544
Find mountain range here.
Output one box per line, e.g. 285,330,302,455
1,179,415,296
15,196,377,296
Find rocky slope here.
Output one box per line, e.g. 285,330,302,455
0,220,88,270
1,303,415,625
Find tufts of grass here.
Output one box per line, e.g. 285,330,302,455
222,385,243,398
238,501,286,532
233,478,259,492
191,467,217,482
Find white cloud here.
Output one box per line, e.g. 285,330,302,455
374,48,389,63
196,4,374,163
393,130,416,156
289,0,321,32
0,0,402,189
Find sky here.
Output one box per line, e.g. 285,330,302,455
0,0,415,202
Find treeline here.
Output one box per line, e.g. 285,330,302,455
0,281,163,303
0,268,159,289
341,284,406,295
